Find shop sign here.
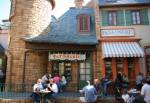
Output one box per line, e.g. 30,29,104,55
49,53,86,61
101,28,134,37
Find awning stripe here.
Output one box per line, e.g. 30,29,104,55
102,42,144,58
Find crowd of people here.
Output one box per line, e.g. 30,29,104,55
31,73,67,103
79,71,150,103
31,71,150,103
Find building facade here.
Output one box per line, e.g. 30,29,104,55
93,0,150,81
6,0,150,91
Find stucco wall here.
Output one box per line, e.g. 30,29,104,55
135,7,150,47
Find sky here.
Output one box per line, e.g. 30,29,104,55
0,0,90,24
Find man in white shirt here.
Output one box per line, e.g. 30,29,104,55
31,79,44,103
45,78,58,103
141,78,150,103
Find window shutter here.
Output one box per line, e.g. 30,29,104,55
125,10,132,26
101,10,109,26
141,9,149,25
117,10,125,26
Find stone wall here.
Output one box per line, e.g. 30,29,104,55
6,0,52,84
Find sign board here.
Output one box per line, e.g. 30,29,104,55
101,29,134,37
49,53,86,61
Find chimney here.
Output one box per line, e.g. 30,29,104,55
74,0,84,8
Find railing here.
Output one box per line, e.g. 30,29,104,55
0,83,33,99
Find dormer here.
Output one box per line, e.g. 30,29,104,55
77,14,90,33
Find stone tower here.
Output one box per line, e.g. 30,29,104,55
6,0,55,84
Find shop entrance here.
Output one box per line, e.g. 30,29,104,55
51,61,72,81
50,52,92,91
51,61,78,91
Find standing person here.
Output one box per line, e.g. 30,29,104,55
122,73,129,89
0,69,4,91
141,78,150,103
114,72,123,98
94,79,100,93
60,75,67,92
31,79,44,103
79,80,97,103
101,74,112,96
136,72,144,90
41,73,51,84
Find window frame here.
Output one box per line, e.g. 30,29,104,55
131,10,142,25
108,11,117,26
145,47,150,73
77,14,90,33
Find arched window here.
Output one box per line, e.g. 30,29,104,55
77,14,90,33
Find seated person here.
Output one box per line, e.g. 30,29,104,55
41,73,51,84
31,79,44,103
53,74,61,91
44,78,58,103
79,81,97,103
122,89,130,103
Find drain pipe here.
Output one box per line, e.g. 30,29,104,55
22,50,31,84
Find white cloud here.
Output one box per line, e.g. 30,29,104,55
52,0,91,18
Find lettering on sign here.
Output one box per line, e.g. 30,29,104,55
49,53,86,61
101,29,134,37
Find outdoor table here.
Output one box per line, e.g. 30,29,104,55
38,90,51,103
128,91,140,97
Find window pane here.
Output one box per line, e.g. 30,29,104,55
80,75,85,80
132,11,141,24
80,62,85,68
0,59,2,68
86,75,91,80
132,12,136,24
80,69,85,74
86,69,90,74
86,62,90,68
146,48,150,54
108,11,117,26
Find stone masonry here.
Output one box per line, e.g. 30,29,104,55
6,0,54,84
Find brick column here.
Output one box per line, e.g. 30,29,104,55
134,58,140,77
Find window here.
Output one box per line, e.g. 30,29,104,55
145,48,150,72
128,58,134,79
105,58,112,78
116,58,124,72
79,62,91,81
108,11,117,26
77,14,90,33
52,61,72,81
131,10,141,25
